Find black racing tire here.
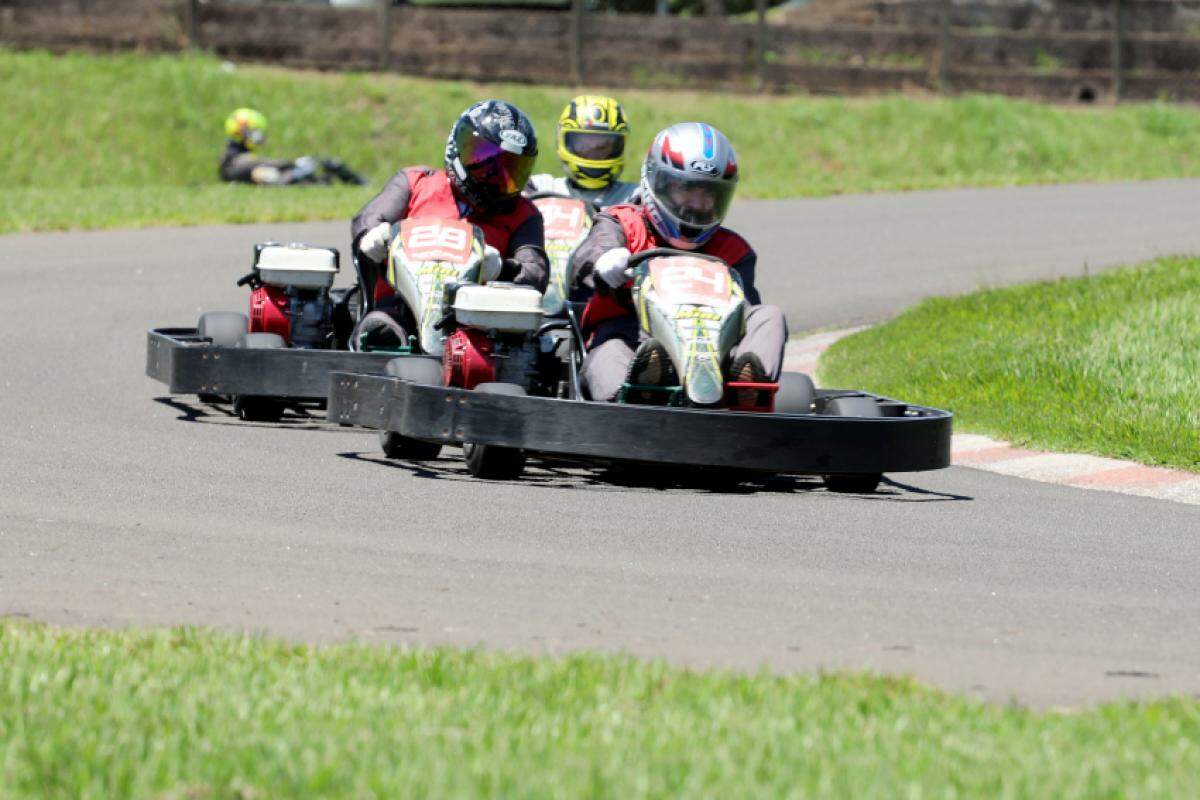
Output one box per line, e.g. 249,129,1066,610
378,357,445,460
823,395,882,418
232,332,286,422
197,311,249,347
463,383,527,480
821,393,883,493
379,431,442,461
384,356,443,385
774,371,816,414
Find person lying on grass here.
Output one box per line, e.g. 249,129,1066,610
219,107,366,187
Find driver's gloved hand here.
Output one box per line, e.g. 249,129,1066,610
359,222,392,262
481,246,503,283
594,247,631,288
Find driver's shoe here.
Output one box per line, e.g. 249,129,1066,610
729,352,769,408
623,338,677,404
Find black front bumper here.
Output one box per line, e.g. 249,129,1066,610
328,373,953,475
146,328,399,399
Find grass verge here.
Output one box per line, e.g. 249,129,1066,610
819,256,1200,472
3,620,1200,798
6,48,1200,233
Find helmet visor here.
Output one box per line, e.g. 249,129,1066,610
651,173,735,227
459,136,536,198
564,131,624,161
245,128,266,147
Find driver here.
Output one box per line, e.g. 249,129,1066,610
220,108,322,186
524,95,639,210
571,122,787,403
350,100,549,347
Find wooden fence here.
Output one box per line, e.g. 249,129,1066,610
2,0,1198,101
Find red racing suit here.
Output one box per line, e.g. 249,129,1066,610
574,203,757,336
351,167,549,301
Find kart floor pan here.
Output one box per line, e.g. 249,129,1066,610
146,328,400,399
328,373,953,475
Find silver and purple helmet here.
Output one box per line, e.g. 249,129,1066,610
640,122,739,250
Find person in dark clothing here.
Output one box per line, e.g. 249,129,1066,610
348,100,550,347
220,108,366,186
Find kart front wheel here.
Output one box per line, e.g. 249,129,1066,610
774,371,815,414
821,394,883,493
378,356,444,460
380,431,442,461
233,332,286,422
463,383,527,480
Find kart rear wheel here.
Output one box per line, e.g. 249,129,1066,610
197,311,249,347
379,356,444,460
774,371,815,414
463,383,527,480
233,332,286,422
821,394,883,493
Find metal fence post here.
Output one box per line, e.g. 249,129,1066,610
1111,0,1123,101
570,0,585,86
937,0,951,93
380,0,392,70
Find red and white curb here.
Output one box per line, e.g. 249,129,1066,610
784,329,1200,506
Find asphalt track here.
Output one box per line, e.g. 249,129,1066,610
2,179,1198,707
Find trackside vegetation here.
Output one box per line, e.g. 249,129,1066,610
3,621,1200,798
6,48,1200,232
820,256,1200,472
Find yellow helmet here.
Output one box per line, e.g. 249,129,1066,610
556,95,629,190
224,108,268,150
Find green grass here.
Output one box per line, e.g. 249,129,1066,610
6,47,1200,233
820,256,1200,472
3,620,1200,798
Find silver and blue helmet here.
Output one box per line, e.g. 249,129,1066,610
640,122,739,250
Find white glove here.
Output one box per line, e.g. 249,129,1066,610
481,245,503,283
358,222,392,262
593,247,631,288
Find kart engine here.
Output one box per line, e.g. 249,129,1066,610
443,284,545,390
249,285,336,349
246,243,340,349
443,328,496,389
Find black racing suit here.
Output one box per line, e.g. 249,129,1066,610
219,141,309,185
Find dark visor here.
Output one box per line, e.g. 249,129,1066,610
460,137,536,197
652,174,735,227
564,131,624,161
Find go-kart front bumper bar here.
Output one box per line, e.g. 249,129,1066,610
145,328,398,398
328,373,953,475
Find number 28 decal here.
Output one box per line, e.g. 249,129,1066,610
400,219,474,265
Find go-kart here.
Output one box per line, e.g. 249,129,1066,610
328,247,952,490
527,192,593,315
145,242,405,420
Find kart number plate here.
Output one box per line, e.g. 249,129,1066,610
534,197,589,240
649,257,731,305
400,219,474,265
